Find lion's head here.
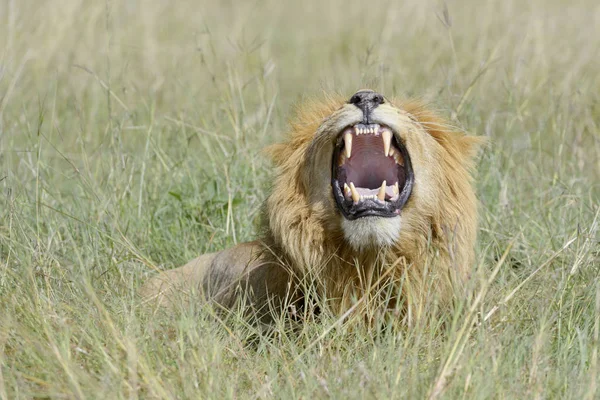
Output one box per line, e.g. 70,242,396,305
266,90,482,313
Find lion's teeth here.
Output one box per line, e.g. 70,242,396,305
352,125,384,136
393,153,403,165
344,183,351,198
388,147,395,156
344,132,352,158
377,180,386,201
349,182,360,203
382,129,392,157
393,182,399,195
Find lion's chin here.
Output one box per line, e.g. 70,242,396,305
341,216,401,250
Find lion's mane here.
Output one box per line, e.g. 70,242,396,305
264,94,482,320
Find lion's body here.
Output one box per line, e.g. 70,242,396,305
140,93,481,323
139,242,293,316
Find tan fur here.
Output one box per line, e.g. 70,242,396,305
140,92,482,324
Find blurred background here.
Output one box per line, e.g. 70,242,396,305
1,0,599,296
1,0,598,287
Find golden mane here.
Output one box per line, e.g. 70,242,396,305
263,96,482,319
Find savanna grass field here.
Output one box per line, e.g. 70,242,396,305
1,0,599,398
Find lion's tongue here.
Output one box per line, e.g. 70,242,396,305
354,186,397,197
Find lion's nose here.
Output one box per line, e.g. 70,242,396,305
349,89,385,123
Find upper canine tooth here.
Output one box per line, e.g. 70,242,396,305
349,182,360,203
377,180,386,201
382,129,392,157
344,132,352,158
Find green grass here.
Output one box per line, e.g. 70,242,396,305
1,0,599,398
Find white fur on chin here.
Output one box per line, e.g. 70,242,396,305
341,216,401,250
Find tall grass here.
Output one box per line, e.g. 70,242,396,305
0,0,598,398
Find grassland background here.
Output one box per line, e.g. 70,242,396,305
0,0,599,398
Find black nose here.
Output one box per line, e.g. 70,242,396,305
349,90,385,123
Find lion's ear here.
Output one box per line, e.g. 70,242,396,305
400,99,486,162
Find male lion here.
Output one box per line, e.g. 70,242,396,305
141,90,481,324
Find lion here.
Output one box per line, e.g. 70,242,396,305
140,89,482,325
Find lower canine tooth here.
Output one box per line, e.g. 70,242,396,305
344,183,351,198
393,182,399,195
349,182,360,203
377,180,386,201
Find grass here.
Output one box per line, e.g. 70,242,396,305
1,0,599,398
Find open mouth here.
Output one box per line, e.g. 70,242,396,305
331,123,414,220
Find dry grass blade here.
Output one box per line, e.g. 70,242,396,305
483,236,578,323
428,240,514,400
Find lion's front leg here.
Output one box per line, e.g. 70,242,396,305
138,252,218,309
